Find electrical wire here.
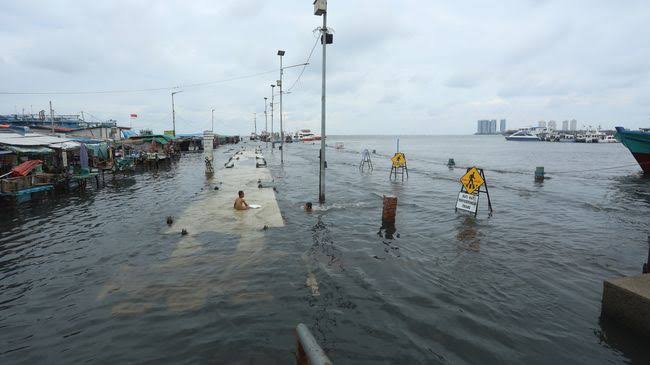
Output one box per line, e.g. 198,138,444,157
0,69,277,95
286,34,321,92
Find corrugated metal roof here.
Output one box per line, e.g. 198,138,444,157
49,141,81,150
2,145,54,154
0,132,70,146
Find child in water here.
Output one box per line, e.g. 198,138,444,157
234,191,249,210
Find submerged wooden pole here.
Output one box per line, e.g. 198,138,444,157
382,196,397,227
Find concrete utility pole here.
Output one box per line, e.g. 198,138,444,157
278,50,285,164
264,97,268,147
253,112,257,137
171,90,182,137
49,101,54,133
270,84,275,149
211,108,215,132
315,0,329,203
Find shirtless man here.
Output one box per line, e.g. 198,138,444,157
234,190,249,210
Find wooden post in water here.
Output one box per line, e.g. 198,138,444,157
382,196,397,227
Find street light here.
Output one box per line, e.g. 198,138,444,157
270,84,275,149
314,0,330,203
171,90,183,137
264,97,268,147
277,50,285,164
252,112,257,138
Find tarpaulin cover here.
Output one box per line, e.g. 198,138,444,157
122,130,138,139
0,132,70,146
86,142,109,159
11,160,43,177
80,144,89,169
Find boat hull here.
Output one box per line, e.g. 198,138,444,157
615,127,650,174
631,153,650,174
504,137,540,141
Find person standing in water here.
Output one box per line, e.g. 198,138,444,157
234,190,249,210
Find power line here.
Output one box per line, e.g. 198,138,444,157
287,34,321,92
0,69,277,95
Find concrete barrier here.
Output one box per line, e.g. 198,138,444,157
601,274,650,337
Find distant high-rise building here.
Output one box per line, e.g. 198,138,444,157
500,119,506,132
548,120,557,130
477,119,498,134
570,119,577,131
562,120,569,131
477,120,486,134
538,120,547,128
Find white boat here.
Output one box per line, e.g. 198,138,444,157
294,129,322,142
557,133,576,143
600,135,619,143
577,129,605,143
505,129,541,141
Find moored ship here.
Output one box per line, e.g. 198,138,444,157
615,126,650,174
504,129,541,141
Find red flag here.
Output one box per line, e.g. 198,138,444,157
130,113,138,118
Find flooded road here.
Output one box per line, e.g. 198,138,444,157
1,136,649,364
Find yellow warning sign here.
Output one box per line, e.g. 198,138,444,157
460,167,484,194
391,152,407,168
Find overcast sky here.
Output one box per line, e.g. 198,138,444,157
1,0,649,135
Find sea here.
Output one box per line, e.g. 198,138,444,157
1,135,649,364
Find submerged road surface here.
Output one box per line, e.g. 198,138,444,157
104,146,285,315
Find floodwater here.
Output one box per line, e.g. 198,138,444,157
1,135,649,364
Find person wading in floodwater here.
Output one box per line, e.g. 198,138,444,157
234,190,249,210
304,202,313,212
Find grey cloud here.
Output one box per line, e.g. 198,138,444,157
1,1,650,134
444,73,483,89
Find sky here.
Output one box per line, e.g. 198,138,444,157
1,0,649,135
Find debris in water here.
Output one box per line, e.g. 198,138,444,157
306,272,320,297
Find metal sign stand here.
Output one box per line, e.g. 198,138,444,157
455,167,492,216
390,160,408,181
389,152,408,181
359,149,373,172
